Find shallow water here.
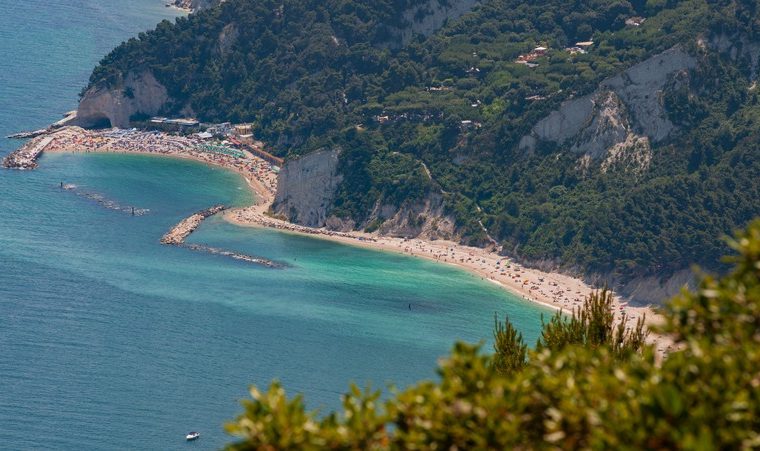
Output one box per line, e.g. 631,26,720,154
0,1,550,449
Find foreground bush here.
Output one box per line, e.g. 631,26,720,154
225,221,760,450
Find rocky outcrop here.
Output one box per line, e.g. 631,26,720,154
272,149,342,227
73,70,169,129
576,268,696,306
171,0,223,12
613,269,696,306
516,257,696,306
218,23,239,56
366,192,456,240
386,0,480,48
709,32,760,80
273,148,456,240
602,47,697,141
520,46,697,165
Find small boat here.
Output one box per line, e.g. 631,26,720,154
186,432,200,441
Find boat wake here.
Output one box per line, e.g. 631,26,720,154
60,183,150,216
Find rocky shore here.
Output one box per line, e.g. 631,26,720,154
2,135,55,169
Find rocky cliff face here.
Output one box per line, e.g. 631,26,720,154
355,192,456,241
172,0,223,12
520,46,697,170
386,0,480,48
73,70,169,129
273,149,458,240
515,46,703,304
272,149,343,227
611,269,696,306
709,32,760,80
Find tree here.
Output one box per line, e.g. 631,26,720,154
224,221,760,449
492,313,527,375
537,288,647,358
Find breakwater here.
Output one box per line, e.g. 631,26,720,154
162,206,284,268
160,205,226,245
2,135,54,169
61,183,150,216
6,128,50,139
182,244,285,268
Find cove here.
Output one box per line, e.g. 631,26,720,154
0,1,549,449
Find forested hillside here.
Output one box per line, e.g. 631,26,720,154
83,0,760,302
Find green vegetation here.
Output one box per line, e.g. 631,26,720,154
224,221,760,449
86,0,760,287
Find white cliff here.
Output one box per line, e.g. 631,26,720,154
272,149,343,227
74,70,169,129
521,46,697,166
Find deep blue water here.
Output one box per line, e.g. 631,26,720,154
0,1,549,449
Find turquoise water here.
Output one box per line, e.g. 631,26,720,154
0,1,549,449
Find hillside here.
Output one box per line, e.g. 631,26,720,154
78,0,760,303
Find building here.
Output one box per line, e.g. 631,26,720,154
207,122,233,136
234,124,252,135
625,16,646,27
565,46,586,55
238,133,254,145
164,118,200,127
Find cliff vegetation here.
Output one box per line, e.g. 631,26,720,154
83,0,760,300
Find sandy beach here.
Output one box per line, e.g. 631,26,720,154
226,203,670,352
22,126,670,353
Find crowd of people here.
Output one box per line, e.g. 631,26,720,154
35,126,280,197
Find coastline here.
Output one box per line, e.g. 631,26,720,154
16,125,670,353
225,206,667,346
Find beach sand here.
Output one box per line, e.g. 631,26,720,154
33,126,672,353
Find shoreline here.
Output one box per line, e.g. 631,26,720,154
16,126,670,352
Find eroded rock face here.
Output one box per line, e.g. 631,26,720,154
602,46,697,141
371,192,457,240
272,149,342,227
532,94,595,145
614,268,695,306
521,46,697,164
384,0,480,48
709,32,760,79
74,71,169,129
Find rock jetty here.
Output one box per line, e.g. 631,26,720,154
6,128,50,139
2,135,54,169
182,244,285,268
160,205,226,245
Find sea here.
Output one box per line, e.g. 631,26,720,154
0,1,549,449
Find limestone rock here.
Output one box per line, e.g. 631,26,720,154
272,149,342,227
74,70,169,129
520,46,697,164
